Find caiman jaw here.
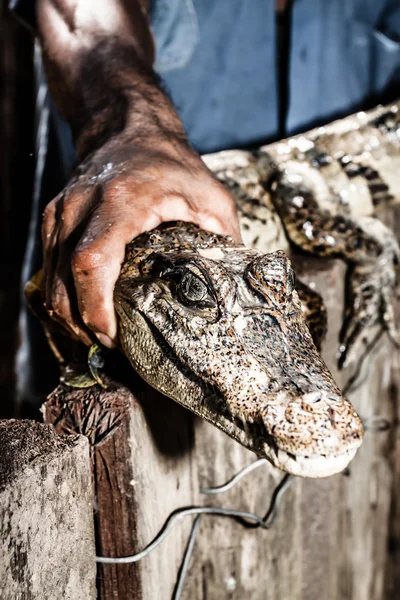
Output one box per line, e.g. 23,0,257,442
267,446,358,478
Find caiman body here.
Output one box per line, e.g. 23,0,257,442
113,102,400,478
205,102,400,371
31,102,400,479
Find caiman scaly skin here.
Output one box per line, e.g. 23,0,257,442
204,102,400,372
113,103,400,477
115,222,363,478
29,102,400,478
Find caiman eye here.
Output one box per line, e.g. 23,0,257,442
286,268,296,295
180,271,208,302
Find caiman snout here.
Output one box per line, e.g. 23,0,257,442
261,389,363,478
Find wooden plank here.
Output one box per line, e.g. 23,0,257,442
182,419,302,600
293,244,396,600
293,256,345,600
0,419,96,599
384,349,400,600
382,205,400,600
44,374,199,600
337,338,393,600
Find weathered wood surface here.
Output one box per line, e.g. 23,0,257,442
182,415,302,599
382,205,400,600
43,233,399,600
384,347,400,600
0,419,96,599
45,376,200,600
294,254,394,600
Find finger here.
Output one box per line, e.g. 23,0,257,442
178,173,242,242
41,197,61,311
147,193,201,230
139,156,242,242
141,179,241,242
71,208,149,346
50,272,94,346
72,234,128,346
51,185,98,345
204,184,242,242
199,206,242,243
71,184,201,346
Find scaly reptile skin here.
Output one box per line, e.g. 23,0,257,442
114,102,400,478
33,103,400,478
115,223,363,478
204,102,400,372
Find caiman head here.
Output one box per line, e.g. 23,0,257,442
115,222,363,478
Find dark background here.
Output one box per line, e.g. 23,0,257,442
0,0,34,418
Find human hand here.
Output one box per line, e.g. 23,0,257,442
42,136,241,348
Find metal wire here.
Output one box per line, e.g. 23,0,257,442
200,458,268,494
96,460,294,599
363,415,391,432
173,516,202,600
96,461,294,564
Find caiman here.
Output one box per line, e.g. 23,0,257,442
29,102,400,479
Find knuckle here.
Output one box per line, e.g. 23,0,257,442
71,244,102,274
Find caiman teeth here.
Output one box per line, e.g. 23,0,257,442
269,446,358,478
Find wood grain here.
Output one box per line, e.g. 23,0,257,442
0,419,96,599
44,374,199,600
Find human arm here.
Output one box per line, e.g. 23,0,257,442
36,0,241,347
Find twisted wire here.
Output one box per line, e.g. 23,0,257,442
96,460,294,598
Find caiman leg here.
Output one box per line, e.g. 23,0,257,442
268,169,400,370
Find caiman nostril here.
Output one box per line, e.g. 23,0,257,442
302,392,323,405
299,391,344,414
326,394,344,404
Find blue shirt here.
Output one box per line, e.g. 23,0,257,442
12,0,400,155
151,0,400,152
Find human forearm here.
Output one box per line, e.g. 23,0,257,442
36,0,186,158
36,0,241,348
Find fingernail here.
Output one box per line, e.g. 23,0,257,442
95,332,116,349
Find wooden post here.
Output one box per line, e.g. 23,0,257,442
292,254,395,600
0,419,96,600
44,374,199,600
